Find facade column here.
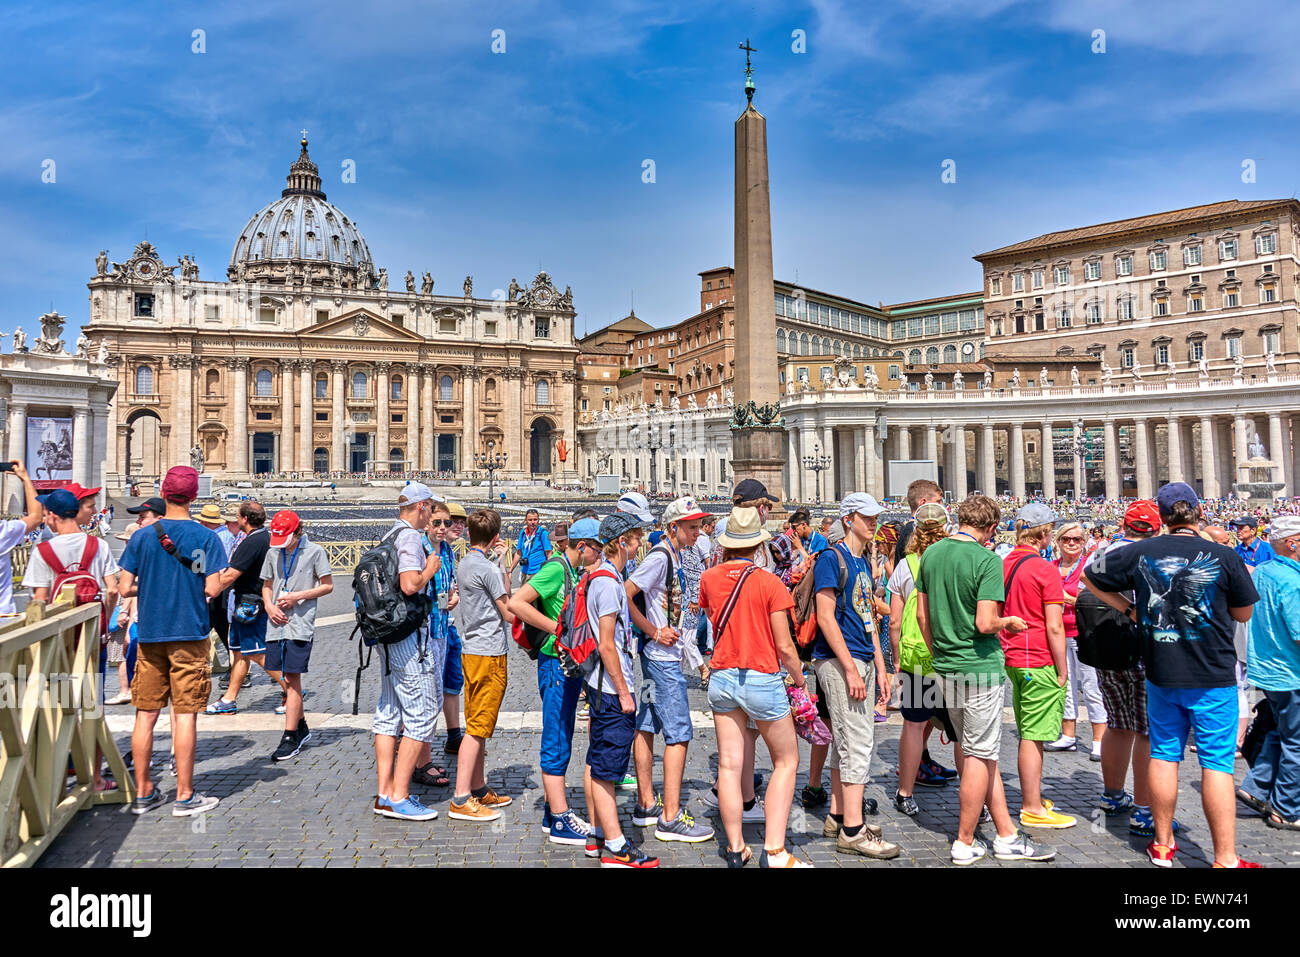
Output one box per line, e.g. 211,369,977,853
1234,414,1249,488
1134,418,1152,499
1216,420,1234,498
1103,419,1119,500
1010,422,1026,500
1290,415,1300,503
1268,412,1288,497
459,367,476,473
231,358,249,475
506,369,524,476
1199,415,1218,499
330,360,346,471
115,425,130,488
852,426,866,491
897,424,912,460
406,365,420,473
281,360,296,472
981,424,996,496
72,409,91,487
800,427,817,505
299,362,313,472
170,355,194,467
924,424,938,464
786,426,800,501
376,362,391,471
952,427,968,499
861,423,878,499
1165,415,1183,486
1041,422,1055,501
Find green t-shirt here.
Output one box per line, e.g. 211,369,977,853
916,535,1006,679
528,555,576,657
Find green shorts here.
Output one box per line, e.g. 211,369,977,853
1006,665,1066,742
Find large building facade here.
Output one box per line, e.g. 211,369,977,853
84,139,579,485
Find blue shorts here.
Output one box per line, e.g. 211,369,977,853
230,609,268,655
635,656,694,745
443,625,464,696
264,639,312,675
707,667,790,723
587,693,636,783
1146,681,1238,774
538,654,583,776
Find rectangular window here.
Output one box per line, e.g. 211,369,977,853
391,313,404,328
1188,296,1203,313
1118,298,1134,320
205,304,220,321
990,277,1002,295
391,413,403,423
1257,234,1277,255
888,364,899,380
1085,261,1101,280
315,309,330,324
1156,344,1169,365
440,414,454,424
1057,306,1071,328
1150,250,1167,271
1012,273,1024,292
1154,298,1169,317
959,310,978,331
1224,291,1239,307
1265,331,1280,353
134,293,154,317
907,317,923,337
1219,239,1237,261
1116,256,1133,276
1121,348,1135,368
941,312,957,333
1227,337,1242,358
255,411,272,421
1086,302,1102,324
315,412,327,421
1032,269,1044,289
1190,341,1204,361
1054,266,1070,285
1262,284,1277,303
258,307,275,323
1183,246,1202,267
924,315,940,336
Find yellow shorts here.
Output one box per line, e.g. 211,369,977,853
462,653,508,738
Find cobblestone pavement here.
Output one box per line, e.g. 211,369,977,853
39,588,1300,868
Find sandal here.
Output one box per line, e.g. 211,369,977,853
412,762,450,787
723,845,752,868
1266,812,1300,831
1236,788,1270,816
94,777,119,793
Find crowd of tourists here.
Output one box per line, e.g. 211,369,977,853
6,454,1299,869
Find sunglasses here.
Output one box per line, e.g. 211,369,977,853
1060,536,1084,544
430,519,452,527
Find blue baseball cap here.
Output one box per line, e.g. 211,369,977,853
38,488,81,519
1156,481,1200,516
598,512,647,544
568,517,602,542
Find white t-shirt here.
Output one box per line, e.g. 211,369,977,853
0,519,28,613
586,560,635,695
387,520,425,575
887,555,916,604
629,544,681,662
22,533,119,594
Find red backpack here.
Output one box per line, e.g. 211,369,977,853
36,537,109,639
554,567,620,681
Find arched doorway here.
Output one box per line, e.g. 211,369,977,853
125,409,164,483
529,418,553,476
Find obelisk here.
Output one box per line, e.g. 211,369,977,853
730,40,787,512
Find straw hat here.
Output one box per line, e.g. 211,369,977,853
717,506,771,549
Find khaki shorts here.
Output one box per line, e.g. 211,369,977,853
463,653,508,739
132,639,212,713
812,657,876,785
940,672,1005,761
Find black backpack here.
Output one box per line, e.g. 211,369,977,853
349,525,434,713
1075,585,1142,671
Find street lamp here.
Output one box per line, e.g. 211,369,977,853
474,440,508,503
1054,418,1092,518
803,442,833,505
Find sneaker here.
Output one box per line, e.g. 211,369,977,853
478,788,512,809
1090,742,1103,762
549,811,592,846
105,692,132,706
759,848,813,868
632,794,663,826
893,791,920,817
1129,806,1181,837
742,800,766,824
993,831,1056,861
1146,839,1177,868
925,757,958,779
374,794,391,815
800,784,828,808
131,788,166,815
837,826,901,859
656,809,714,843
1019,804,1077,829
297,716,311,745
271,730,303,762
1213,857,1263,868
824,815,882,839
167,755,177,777
601,841,660,868
542,804,555,829
701,786,720,809
951,837,988,866
980,805,993,824
274,693,287,716
616,772,638,791
381,795,438,821
217,673,231,691
449,795,501,822
576,701,590,721
204,698,238,715
914,762,947,788
1043,735,1076,752
442,728,464,754
1099,790,1134,816
585,831,605,858
172,792,220,816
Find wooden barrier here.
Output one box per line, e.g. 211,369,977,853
0,587,131,868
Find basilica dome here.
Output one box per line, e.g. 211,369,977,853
228,138,374,286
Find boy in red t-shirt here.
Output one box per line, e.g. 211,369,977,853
1001,503,1073,829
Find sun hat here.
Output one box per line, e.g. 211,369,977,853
717,507,772,549
196,503,223,526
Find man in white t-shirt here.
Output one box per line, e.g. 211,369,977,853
0,460,44,613
626,496,714,844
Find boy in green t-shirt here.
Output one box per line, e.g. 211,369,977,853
917,494,1055,867
507,523,596,845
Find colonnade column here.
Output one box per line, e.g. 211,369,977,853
951,426,967,499
897,424,912,460
72,409,91,488
1134,417,1151,500
376,362,390,471
981,424,995,496
330,360,346,471
787,426,802,502
281,360,296,472
852,427,866,491
1103,419,1119,500
299,362,313,472
232,358,249,475
1268,412,1288,498
1041,422,1055,501
1199,415,1218,499
801,428,818,504
1165,415,1183,485
821,425,835,500
861,422,878,499
924,425,938,465
1010,422,1027,500
1234,414,1249,488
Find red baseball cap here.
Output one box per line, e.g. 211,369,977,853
160,466,199,503
269,510,301,547
1124,500,1161,533
63,483,102,502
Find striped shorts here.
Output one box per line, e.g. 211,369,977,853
1098,662,1147,736
373,626,442,743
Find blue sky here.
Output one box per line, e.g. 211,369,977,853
4,0,1300,337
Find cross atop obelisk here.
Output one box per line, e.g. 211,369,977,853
739,39,756,104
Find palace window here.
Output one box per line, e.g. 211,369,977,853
888,364,900,380
1056,305,1071,327
1086,302,1102,324
1256,233,1277,255
1264,330,1281,353
1116,256,1133,276
1190,341,1204,361
943,344,957,363
1032,269,1044,289
1261,283,1277,303
1219,239,1237,261
1156,344,1169,365
1226,336,1242,359
1054,266,1070,285
1150,250,1167,271
1012,273,1024,292
925,347,939,364
909,349,922,364
1154,297,1169,317
990,277,1002,295
1183,245,1202,267
1224,290,1239,308
1121,347,1135,368
135,366,153,394
352,371,367,398
1085,261,1102,280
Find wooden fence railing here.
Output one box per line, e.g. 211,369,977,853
0,588,130,868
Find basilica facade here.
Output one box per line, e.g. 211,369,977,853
83,139,579,485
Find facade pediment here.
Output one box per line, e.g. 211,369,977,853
299,308,424,342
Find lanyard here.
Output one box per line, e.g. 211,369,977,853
281,539,304,590
954,531,979,544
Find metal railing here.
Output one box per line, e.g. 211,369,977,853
1,586,131,868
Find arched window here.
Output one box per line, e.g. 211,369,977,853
205,368,220,396
943,344,958,364
800,333,809,355
313,447,329,472
390,375,403,402
853,344,861,358
909,349,922,365
256,369,273,397
776,329,786,353
389,448,404,470
536,379,550,405
440,375,454,401
484,378,497,403
352,371,367,398
315,374,327,399
811,336,821,354
135,365,153,395
925,347,939,365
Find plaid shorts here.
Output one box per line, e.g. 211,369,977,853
1098,662,1147,735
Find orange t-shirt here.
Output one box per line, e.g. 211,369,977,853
700,560,796,674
